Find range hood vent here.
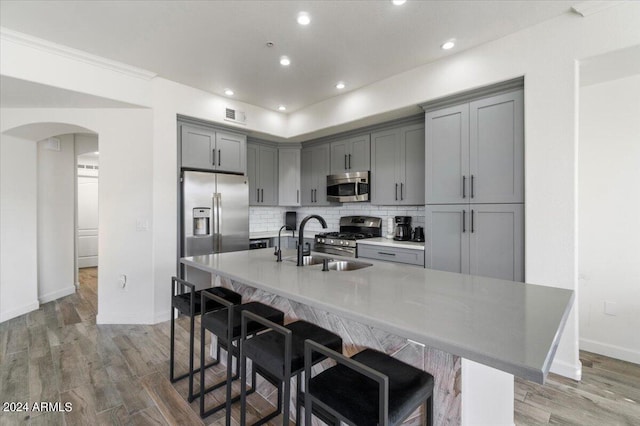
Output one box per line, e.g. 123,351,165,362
224,107,246,125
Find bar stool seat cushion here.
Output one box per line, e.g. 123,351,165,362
201,302,284,342
309,349,435,425
243,321,342,378
172,287,241,316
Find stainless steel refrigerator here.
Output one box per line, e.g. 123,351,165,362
180,171,249,288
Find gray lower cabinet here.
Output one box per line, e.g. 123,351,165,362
371,123,425,205
180,123,246,174
357,244,425,267
301,144,331,206
425,203,524,282
330,134,370,174
425,89,523,204
247,143,278,206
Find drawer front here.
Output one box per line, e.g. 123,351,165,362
357,244,424,266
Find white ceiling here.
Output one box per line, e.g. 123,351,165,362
0,0,576,112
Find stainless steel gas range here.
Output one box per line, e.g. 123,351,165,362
314,216,382,257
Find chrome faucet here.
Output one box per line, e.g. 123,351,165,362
297,215,327,266
275,225,295,262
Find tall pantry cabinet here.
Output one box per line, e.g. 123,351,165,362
424,88,525,282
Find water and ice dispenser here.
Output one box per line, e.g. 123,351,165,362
193,207,211,236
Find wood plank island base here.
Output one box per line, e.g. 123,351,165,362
182,248,574,425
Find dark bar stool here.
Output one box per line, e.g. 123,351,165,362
304,340,435,426
169,276,242,402
238,311,343,426
199,291,285,424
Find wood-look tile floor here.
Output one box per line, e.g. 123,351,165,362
0,268,289,426
1,267,638,425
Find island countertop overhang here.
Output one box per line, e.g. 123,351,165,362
181,248,574,384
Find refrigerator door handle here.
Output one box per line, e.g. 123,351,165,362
216,193,222,252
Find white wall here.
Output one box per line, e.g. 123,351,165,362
1,109,154,324
0,134,38,322
36,133,76,303
578,74,640,364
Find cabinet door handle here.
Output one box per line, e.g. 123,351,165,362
377,251,396,256
297,189,299,203
311,189,314,203
471,175,474,199
261,188,264,203
257,188,260,202
212,149,216,166
462,176,466,198
395,183,398,201
313,189,317,203
348,154,352,169
462,210,466,233
400,182,404,200
471,209,475,233
344,154,347,170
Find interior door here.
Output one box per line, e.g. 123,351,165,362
77,176,99,268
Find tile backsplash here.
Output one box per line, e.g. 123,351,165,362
250,204,425,234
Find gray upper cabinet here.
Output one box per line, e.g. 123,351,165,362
180,123,246,174
301,144,331,206
371,123,425,205
247,143,277,206
330,134,370,174
425,203,524,282
278,148,301,206
425,89,523,204
215,131,246,174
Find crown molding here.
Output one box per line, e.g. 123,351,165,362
0,27,157,81
571,1,626,17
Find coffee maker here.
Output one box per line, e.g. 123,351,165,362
394,216,412,241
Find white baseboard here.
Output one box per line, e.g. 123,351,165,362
580,338,640,364
0,301,39,323
153,309,172,324
550,358,582,381
39,286,76,304
96,312,154,325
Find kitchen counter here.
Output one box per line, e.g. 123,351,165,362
357,237,425,250
181,248,573,384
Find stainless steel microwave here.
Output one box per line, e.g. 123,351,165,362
327,171,370,202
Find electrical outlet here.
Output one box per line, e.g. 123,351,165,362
119,274,127,289
604,301,617,316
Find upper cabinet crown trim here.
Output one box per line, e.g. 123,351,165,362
177,114,248,137
419,77,524,113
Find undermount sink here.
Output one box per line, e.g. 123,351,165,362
284,255,332,266
326,260,372,271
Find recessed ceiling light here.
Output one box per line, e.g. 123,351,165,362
336,82,346,90
94,151,99,155
280,56,291,66
224,88,234,96
278,105,287,111
392,0,407,5
441,40,455,50
297,12,311,25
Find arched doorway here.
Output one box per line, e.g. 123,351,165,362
0,122,99,322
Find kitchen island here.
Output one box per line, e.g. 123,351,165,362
182,248,573,425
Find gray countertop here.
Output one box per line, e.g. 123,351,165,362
181,248,573,384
